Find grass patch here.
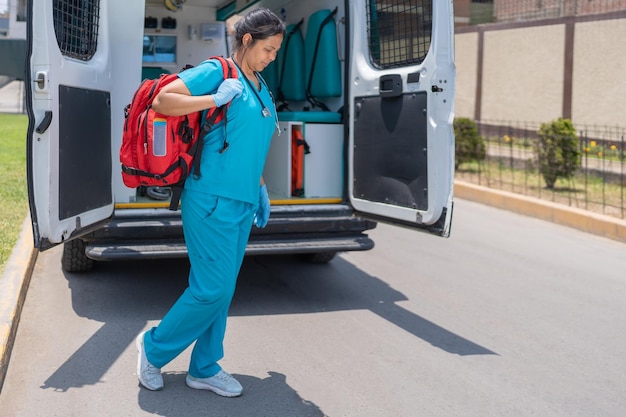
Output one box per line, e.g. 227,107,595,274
457,159,626,218
0,113,29,274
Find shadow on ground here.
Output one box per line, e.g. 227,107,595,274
39,254,494,415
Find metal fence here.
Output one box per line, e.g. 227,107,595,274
468,0,626,25
455,120,626,219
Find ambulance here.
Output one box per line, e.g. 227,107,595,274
26,0,456,271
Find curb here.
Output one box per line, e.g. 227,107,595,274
455,180,626,243
0,215,38,393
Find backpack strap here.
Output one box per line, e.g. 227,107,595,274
169,186,183,211
191,56,237,175
214,56,237,155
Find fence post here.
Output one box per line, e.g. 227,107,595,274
602,131,606,214
581,130,589,210
619,133,626,219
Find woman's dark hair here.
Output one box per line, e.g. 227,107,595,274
232,7,286,52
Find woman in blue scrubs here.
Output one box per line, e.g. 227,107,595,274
135,8,285,397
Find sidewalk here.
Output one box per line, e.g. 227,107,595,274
0,76,14,89
0,216,37,392
0,79,25,114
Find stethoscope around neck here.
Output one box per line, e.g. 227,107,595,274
230,56,281,137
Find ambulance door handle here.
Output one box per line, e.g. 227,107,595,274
36,111,53,134
379,74,402,98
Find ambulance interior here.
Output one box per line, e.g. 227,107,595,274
133,0,347,207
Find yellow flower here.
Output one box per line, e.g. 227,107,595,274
597,151,602,157
610,145,617,151
590,140,597,147
504,135,510,142
584,147,590,152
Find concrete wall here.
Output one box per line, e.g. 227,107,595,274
6,0,26,39
455,12,626,127
495,0,626,21
454,31,478,119
482,24,564,122
572,18,626,126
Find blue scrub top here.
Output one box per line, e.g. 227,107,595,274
178,58,276,205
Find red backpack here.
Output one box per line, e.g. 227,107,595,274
120,56,237,210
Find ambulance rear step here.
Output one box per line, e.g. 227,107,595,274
85,235,374,260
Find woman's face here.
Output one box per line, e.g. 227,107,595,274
246,33,283,72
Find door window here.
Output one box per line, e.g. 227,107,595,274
53,0,100,60
366,0,432,69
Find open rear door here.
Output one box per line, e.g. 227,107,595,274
347,0,455,237
26,0,143,250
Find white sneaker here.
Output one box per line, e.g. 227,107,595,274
186,370,243,397
136,332,163,391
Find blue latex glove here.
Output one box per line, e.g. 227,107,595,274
254,184,270,228
212,79,243,107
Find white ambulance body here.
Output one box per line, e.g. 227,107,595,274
26,0,455,271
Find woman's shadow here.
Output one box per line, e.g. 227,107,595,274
139,371,324,417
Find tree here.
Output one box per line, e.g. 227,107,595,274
454,117,486,170
535,118,580,189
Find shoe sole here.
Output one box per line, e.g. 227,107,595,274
186,377,242,397
136,333,163,391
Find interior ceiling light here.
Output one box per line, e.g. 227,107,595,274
164,0,186,12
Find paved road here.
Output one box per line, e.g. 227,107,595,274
1,199,626,417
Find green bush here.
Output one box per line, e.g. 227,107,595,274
535,118,580,189
454,117,486,170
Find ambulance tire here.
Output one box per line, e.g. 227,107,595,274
301,251,337,264
62,239,95,272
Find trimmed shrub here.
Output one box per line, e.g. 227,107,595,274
535,118,580,189
454,117,486,170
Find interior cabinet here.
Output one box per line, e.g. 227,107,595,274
263,121,344,199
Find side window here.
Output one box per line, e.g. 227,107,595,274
53,0,100,61
366,0,432,69
142,34,177,65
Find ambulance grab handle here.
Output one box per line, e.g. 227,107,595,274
36,111,53,134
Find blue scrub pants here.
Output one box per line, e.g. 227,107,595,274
143,189,255,378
